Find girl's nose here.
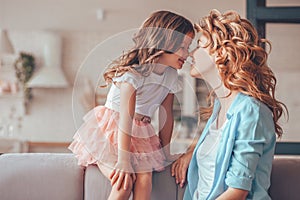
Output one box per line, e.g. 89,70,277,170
183,49,190,59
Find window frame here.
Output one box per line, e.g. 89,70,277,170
247,0,300,155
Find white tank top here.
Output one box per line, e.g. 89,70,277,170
193,117,227,200
104,67,182,117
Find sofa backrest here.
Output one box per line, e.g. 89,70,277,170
84,164,178,200
0,153,84,200
269,156,300,200
1,153,299,200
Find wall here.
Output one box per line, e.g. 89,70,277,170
267,23,300,141
6,30,108,142
0,0,246,142
1,0,300,142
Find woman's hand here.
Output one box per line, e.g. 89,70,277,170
165,153,183,163
171,150,193,188
109,161,136,191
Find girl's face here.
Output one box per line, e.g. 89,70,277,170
157,32,194,70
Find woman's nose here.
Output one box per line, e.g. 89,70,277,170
189,46,199,56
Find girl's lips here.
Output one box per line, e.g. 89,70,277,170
178,58,185,66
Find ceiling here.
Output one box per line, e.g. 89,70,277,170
0,0,246,32
1,0,300,33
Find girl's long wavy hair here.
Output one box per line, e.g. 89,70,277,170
103,10,194,85
196,9,288,138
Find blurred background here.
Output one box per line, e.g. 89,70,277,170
0,0,299,153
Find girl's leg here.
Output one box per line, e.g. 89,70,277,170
133,172,152,200
97,162,133,200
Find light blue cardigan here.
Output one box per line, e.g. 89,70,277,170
184,92,276,200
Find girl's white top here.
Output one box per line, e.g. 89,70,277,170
104,67,182,117
193,118,227,200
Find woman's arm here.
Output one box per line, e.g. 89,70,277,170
171,140,197,187
216,187,248,200
110,82,136,190
159,93,174,160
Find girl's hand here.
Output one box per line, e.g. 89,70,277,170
171,151,193,188
109,161,136,191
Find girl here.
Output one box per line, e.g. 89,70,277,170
171,9,288,199
69,10,195,200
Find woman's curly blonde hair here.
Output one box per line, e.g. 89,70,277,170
196,9,288,138
103,10,194,85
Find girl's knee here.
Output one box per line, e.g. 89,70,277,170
136,172,152,185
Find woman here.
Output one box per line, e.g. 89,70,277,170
171,9,287,199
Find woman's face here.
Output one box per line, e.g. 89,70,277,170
189,36,215,78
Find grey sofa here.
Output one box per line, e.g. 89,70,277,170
0,153,299,200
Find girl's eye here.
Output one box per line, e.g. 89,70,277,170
181,46,188,51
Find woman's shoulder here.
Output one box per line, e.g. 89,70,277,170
234,93,273,120
239,93,270,108
231,93,275,139
237,93,260,109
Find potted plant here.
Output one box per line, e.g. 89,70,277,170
14,52,35,104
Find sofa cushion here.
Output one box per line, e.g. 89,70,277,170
84,164,178,200
0,153,84,200
269,156,300,200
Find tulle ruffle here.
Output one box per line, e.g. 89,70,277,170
68,106,165,172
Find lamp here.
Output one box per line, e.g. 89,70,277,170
0,29,14,55
27,32,68,88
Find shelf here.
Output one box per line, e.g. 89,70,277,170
0,93,24,99
0,92,26,116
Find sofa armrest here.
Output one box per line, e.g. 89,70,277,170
84,164,112,200
0,153,84,200
84,164,179,200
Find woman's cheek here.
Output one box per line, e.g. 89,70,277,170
194,48,215,73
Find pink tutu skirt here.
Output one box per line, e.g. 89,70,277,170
68,106,166,172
